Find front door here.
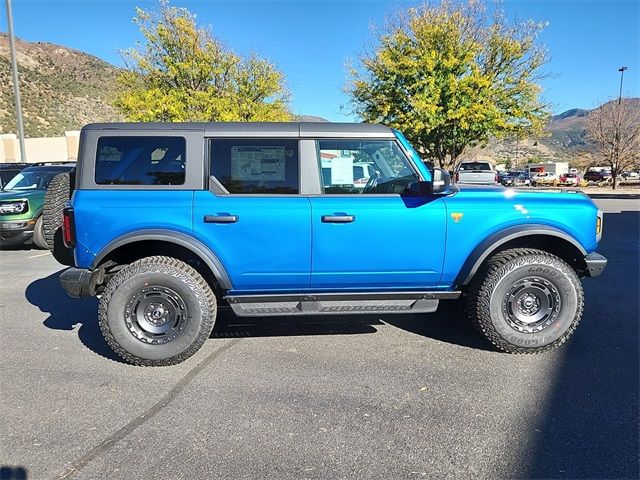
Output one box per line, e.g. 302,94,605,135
310,139,446,290
193,138,311,293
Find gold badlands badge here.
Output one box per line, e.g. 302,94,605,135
450,212,464,223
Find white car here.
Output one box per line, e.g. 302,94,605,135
531,172,557,186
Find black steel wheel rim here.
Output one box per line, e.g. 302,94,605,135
501,277,561,333
124,285,188,344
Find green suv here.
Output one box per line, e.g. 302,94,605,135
0,163,75,248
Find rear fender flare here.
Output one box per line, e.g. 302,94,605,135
91,229,232,290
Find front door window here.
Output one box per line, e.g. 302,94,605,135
318,140,419,194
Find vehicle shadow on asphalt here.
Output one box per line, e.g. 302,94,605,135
212,297,492,351
520,210,640,479
25,271,121,362
27,271,492,364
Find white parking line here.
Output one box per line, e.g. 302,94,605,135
27,252,51,259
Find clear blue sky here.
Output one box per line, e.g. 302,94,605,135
2,0,638,121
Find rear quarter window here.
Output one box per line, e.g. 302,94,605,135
95,136,186,186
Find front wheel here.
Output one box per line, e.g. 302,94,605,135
98,256,217,366
465,248,584,353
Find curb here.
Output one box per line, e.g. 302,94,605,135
586,193,640,199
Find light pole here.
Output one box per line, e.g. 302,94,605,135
613,66,628,190
4,0,26,162
618,66,628,105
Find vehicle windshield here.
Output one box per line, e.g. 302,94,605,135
458,162,492,171
3,169,65,191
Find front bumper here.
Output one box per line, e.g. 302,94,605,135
0,219,35,245
584,252,607,278
60,267,103,298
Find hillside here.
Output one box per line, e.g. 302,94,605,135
0,33,121,137
467,98,640,166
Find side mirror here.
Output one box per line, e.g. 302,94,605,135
430,168,451,194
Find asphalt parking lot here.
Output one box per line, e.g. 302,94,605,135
1,197,638,480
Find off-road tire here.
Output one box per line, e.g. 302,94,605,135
98,256,217,366
32,216,48,249
43,171,74,248
43,171,75,265
465,248,584,354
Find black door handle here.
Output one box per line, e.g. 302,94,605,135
321,215,355,223
204,215,239,223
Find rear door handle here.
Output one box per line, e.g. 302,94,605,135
204,215,239,223
321,214,355,223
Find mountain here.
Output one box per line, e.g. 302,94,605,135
468,98,640,166
295,115,329,122
546,108,590,150
0,33,121,137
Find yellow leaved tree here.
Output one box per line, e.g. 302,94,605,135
348,0,550,170
115,1,291,122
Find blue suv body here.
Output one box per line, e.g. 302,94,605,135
54,122,606,366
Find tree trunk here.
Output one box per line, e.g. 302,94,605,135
612,173,617,190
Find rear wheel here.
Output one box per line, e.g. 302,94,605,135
465,248,584,353
98,256,217,366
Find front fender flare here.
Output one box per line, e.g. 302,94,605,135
454,224,587,287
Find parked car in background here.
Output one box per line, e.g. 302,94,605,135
0,163,29,190
531,171,557,186
0,163,75,248
352,162,376,189
513,171,531,186
321,160,376,191
455,161,497,185
500,170,532,187
558,172,582,187
497,171,515,186
621,171,639,180
583,170,612,183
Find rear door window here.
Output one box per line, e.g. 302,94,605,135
210,139,299,194
95,136,186,185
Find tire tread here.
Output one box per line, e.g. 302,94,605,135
465,248,584,354
98,256,217,366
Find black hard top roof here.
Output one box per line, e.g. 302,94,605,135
82,122,396,138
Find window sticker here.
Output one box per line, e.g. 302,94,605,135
330,156,354,185
230,146,286,181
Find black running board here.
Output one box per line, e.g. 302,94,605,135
224,291,461,317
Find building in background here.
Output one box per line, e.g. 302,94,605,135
526,161,569,176
0,131,79,163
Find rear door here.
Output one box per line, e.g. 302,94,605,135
309,139,446,290
193,138,311,293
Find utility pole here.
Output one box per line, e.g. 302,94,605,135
5,0,26,162
618,66,627,105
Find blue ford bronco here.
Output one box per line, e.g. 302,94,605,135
48,122,607,366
